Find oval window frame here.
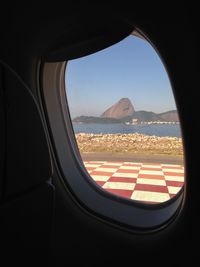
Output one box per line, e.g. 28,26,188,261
40,28,185,232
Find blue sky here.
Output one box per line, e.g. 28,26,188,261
65,34,176,119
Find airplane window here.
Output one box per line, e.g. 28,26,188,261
65,31,184,205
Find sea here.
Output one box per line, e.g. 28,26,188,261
72,123,182,138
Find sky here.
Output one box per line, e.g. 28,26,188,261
65,34,177,119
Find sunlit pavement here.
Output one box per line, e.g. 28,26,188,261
84,161,184,204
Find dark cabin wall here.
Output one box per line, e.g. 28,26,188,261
0,2,199,265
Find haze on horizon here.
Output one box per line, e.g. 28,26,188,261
65,34,177,119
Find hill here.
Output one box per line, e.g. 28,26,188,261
158,110,179,122
72,98,179,124
72,116,121,124
72,110,178,124
101,98,135,119
132,111,162,122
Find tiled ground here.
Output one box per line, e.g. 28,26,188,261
83,161,184,204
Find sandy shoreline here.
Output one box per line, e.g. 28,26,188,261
75,133,183,156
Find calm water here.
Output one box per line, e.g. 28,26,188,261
73,123,182,137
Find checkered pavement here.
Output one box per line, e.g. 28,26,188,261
83,161,184,204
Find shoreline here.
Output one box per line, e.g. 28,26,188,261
75,132,183,156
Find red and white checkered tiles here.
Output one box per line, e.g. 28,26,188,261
83,161,184,204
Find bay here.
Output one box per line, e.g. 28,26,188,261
72,123,182,137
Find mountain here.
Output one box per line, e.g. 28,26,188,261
101,98,135,119
72,98,179,124
72,110,179,124
158,110,179,122
132,111,162,122
72,116,121,124
129,110,179,123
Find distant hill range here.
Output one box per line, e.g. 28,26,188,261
72,98,179,124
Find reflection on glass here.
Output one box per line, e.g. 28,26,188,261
65,32,184,204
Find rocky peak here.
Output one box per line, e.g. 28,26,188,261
101,98,135,119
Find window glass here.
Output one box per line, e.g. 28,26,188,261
65,32,184,204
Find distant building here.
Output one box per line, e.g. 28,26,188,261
132,118,139,124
